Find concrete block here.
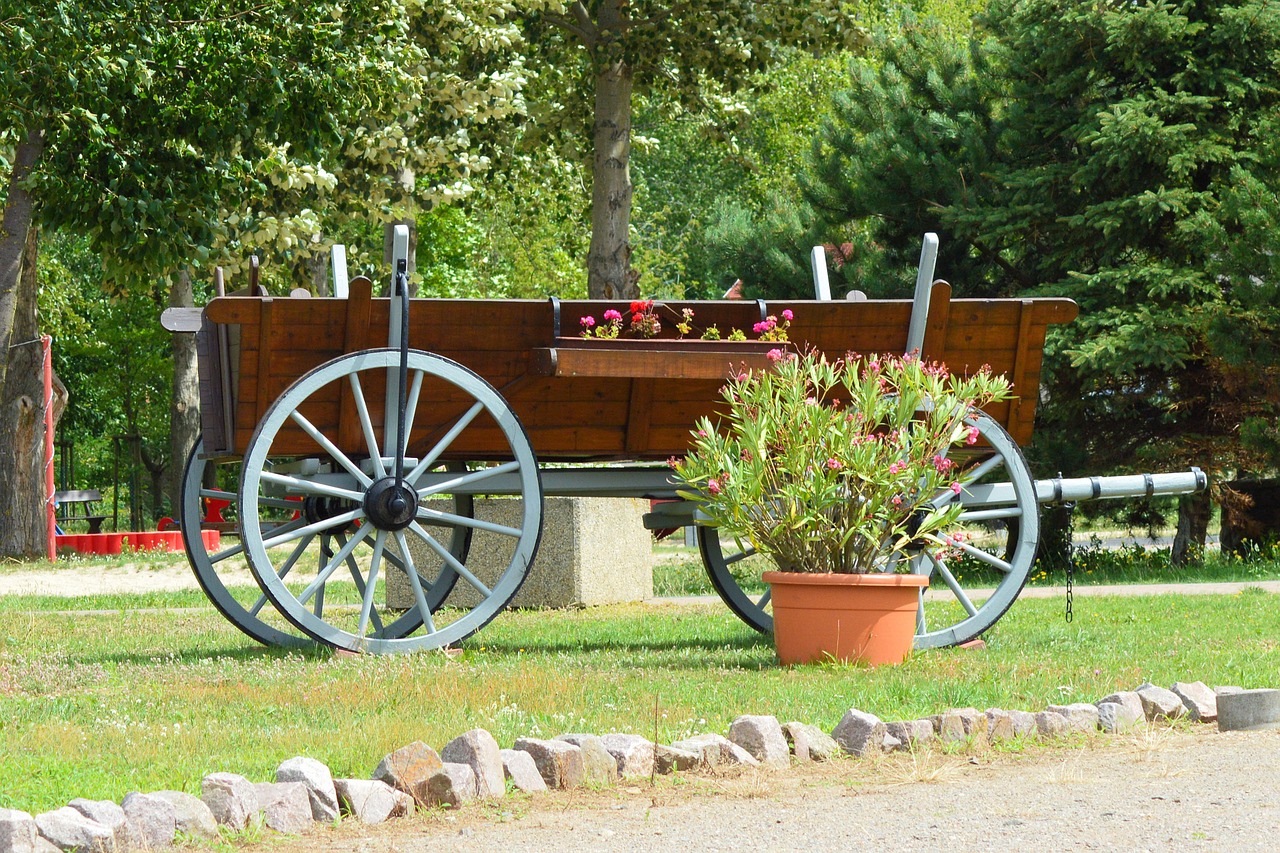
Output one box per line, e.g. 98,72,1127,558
387,497,653,609
1217,688,1280,732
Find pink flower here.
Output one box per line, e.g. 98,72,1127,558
891,495,903,506
767,348,784,363
966,426,980,445
826,458,842,470
781,309,794,322
950,481,962,494
888,461,905,475
707,478,722,495
603,309,622,322
753,320,769,334
579,315,595,328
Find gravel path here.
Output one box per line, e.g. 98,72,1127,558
263,729,1280,852
4,561,1280,600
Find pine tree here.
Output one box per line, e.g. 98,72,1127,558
793,0,1280,555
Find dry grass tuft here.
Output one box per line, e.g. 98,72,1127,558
878,748,966,786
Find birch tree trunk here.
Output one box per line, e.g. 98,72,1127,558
586,59,639,300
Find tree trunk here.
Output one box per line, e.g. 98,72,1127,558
1171,489,1211,566
167,270,201,516
307,251,330,297
586,59,639,300
0,225,49,557
0,128,45,395
1035,503,1074,573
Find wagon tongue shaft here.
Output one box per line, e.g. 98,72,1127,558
957,468,1205,508
1034,468,1206,504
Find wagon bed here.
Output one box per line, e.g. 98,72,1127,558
197,278,1077,462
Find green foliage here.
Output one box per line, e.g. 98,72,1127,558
40,232,175,516
762,0,1280,479
459,155,591,299
2,1,540,287
802,12,1004,296
646,2,988,299
676,351,1011,573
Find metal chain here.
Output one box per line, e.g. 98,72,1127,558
1064,501,1076,623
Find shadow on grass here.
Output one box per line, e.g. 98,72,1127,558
53,638,331,669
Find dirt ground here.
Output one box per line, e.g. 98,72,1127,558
4,560,1280,601
257,729,1280,852
0,559,246,597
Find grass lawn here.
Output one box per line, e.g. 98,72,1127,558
2,583,1278,815
652,538,1280,597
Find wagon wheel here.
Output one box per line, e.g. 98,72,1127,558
698,527,771,634
906,410,1039,649
180,442,472,647
698,410,1039,649
237,349,541,653
180,441,311,648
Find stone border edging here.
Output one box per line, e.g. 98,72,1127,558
2,679,1275,852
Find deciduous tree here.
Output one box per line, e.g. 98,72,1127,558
521,1,866,299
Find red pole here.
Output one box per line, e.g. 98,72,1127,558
43,334,56,562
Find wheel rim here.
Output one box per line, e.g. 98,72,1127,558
699,410,1038,648
180,440,312,648
699,527,772,633
238,349,541,653
908,411,1039,648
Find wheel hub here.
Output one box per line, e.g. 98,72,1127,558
363,477,419,531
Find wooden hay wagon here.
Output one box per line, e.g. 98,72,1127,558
166,231,1203,654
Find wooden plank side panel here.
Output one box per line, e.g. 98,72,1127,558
203,294,1074,461
195,320,228,454
624,380,655,453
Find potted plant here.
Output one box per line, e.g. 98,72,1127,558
675,349,1012,665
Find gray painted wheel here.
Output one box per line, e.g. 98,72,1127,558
700,410,1039,649
238,349,541,653
180,440,312,648
699,528,771,633
181,442,471,647
909,411,1039,649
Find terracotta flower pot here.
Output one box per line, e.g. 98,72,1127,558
763,571,929,666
